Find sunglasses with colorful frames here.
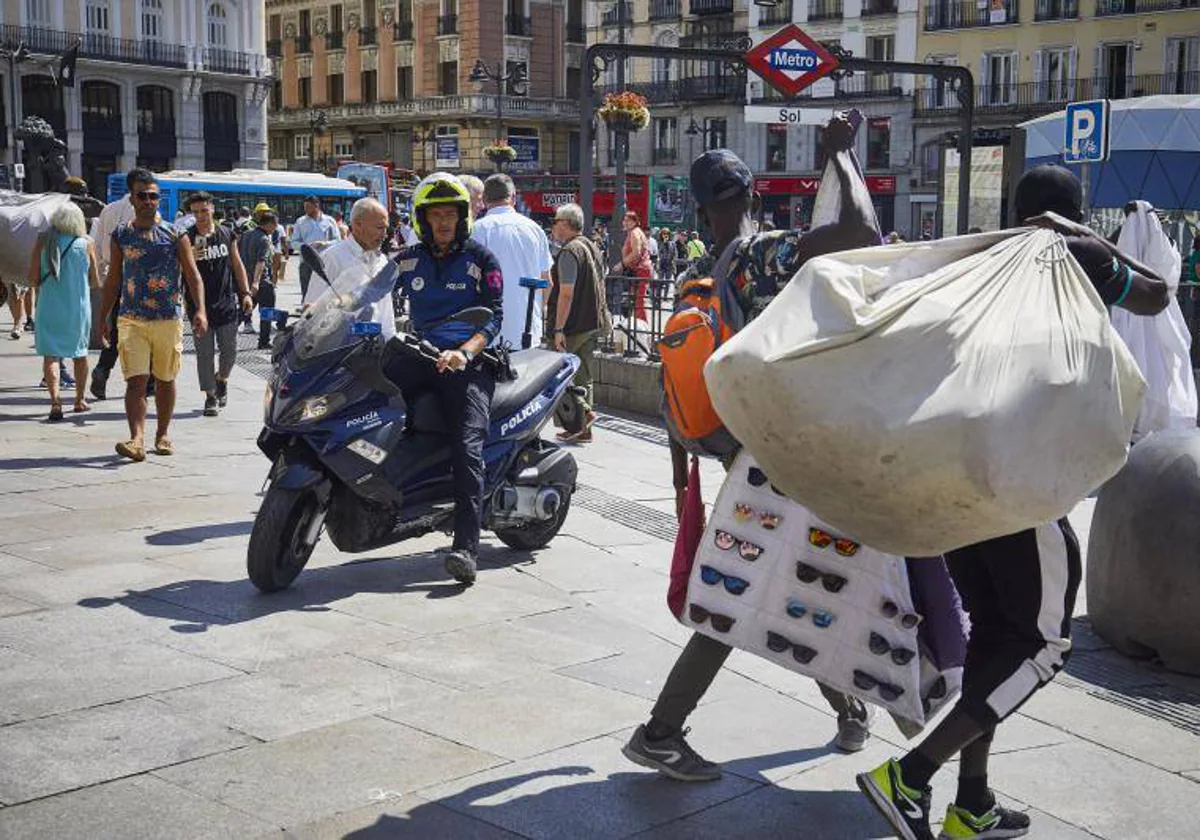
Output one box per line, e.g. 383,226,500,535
784,599,835,628
881,599,923,629
869,632,916,666
732,503,781,531
765,631,818,664
795,561,848,593
714,529,764,562
853,669,906,701
807,527,860,557
689,603,736,633
700,565,750,595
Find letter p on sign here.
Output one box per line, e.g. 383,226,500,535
1063,100,1110,164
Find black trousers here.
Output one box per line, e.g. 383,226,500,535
945,518,1082,729
255,282,276,348
385,358,494,554
95,304,120,374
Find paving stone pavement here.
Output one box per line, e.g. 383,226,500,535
1,270,1199,839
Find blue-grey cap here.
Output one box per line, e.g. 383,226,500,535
690,149,753,207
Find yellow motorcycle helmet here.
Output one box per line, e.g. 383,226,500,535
411,172,472,246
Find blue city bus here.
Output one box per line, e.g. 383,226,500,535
105,169,367,227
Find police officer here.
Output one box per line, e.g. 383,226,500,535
391,173,503,585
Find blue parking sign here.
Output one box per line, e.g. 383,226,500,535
1064,100,1110,164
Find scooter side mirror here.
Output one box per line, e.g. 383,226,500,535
300,244,331,287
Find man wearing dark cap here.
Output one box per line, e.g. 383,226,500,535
290,194,341,298
856,164,1169,840
622,113,884,782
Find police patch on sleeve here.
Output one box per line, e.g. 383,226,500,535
411,276,425,292
467,263,482,280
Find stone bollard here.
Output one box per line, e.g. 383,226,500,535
1088,429,1200,675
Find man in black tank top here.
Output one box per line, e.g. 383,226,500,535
183,191,253,416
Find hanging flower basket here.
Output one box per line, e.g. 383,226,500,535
484,143,517,164
598,91,650,133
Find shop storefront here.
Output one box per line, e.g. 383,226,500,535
755,175,898,233
515,174,650,229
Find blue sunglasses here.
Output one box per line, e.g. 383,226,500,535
700,565,750,596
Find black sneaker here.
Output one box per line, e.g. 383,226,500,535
24,319,33,332
939,802,1031,839
442,549,477,585
857,758,934,840
203,394,219,417
622,724,722,782
90,370,108,401
215,380,228,407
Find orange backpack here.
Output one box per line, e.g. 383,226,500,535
658,239,744,457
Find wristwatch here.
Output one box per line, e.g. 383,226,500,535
460,347,476,364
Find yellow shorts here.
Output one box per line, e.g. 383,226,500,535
117,316,183,382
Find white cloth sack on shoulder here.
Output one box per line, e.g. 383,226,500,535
1110,202,1196,438
705,228,1146,556
0,190,71,279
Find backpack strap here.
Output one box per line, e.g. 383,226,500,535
711,236,747,336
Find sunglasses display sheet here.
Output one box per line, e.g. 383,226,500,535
679,452,962,725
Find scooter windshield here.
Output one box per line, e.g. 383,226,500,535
289,259,399,364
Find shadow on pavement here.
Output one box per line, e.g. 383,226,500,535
0,454,125,471
145,520,256,546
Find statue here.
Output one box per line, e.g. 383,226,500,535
14,116,68,194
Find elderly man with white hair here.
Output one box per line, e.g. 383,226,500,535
302,197,394,336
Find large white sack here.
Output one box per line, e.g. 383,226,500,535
0,190,71,278
705,229,1146,556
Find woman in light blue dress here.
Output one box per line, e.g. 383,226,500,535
28,201,100,421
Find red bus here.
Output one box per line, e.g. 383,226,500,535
513,174,650,228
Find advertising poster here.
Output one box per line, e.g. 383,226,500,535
508,135,540,172
335,162,390,208
436,137,460,169
650,176,687,228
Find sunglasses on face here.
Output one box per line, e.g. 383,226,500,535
136,190,160,202
869,632,917,666
853,669,906,701
795,561,848,594
784,598,835,628
714,529,763,562
881,599,923,629
747,466,786,497
808,527,860,557
700,565,750,596
732,503,781,531
766,631,818,664
689,603,735,633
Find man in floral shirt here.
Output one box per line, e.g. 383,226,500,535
101,172,208,462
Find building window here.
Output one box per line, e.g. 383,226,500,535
813,125,827,170
981,50,1017,105
362,70,377,104
271,80,282,111
767,124,787,172
566,67,581,99
654,116,677,163
397,65,413,100
26,0,50,26
207,3,228,47
299,77,312,107
705,118,726,151
1037,47,1075,102
295,134,312,160
1167,37,1200,95
328,74,344,106
440,61,458,95
141,0,163,38
137,84,173,134
922,143,940,184
505,61,527,96
1099,42,1133,100
270,135,288,160
85,1,110,32
867,117,890,169
299,9,311,36
333,139,354,158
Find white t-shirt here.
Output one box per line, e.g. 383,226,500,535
469,205,553,349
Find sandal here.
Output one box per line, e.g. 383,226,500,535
9,329,19,340
154,437,174,456
116,440,146,462
48,403,63,422
73,400,91,413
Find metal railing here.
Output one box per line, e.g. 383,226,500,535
567,22,586,42
267,38,282,57
204,47,252,75
437,14,457,35
1096,0,1196,14
2,24,189,68
1034,0,1078,19
359,26,377,46
691,0,735,14
270,94,580,125
914,71,1200,117
601,275,674,361
602,3,632,25
808,0,844,21
296,34,312,53
649,0,682,20
597,75,744,104
925,0,1019,29
755,72,906,101
652,148,679,165
861,0,898,15
393,20,414,40
759,0,793,24
506,15,533,36
326,30,343,50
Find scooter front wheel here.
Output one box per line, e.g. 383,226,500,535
494,488,572,551
247,485,324,593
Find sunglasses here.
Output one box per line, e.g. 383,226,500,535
714,529,763,562
784,598,835,628
766,631,818,664
689,603,735,633
808,527,860,557
700,565,750,596
922,675,949,714
795,561,848,594
881,599,923,629
136,190,161,202
747,466,786,497
853,669,906,701
869,632,916,666
732,502,781,531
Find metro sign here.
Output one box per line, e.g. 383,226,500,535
745,24,840,99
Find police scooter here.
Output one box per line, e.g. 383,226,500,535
247,247,580,593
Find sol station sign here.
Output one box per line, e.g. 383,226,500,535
744,24,840,98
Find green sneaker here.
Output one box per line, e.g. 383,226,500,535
939,803,1031,839
856,758,933,840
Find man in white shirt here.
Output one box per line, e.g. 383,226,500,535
291,194,342,299
469,174,552,348
302,197,394,337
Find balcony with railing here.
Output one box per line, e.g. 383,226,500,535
1034,0,1078,18
267,38,282,57
1097,0,1193,14
650,0,682,20
808,1,844,21
2,24,189,69
652,148,679,166
679,18,742,48
759,0,793,24
601,2,632,25
205,47,252,74
437,15,457,35
914,71,1200,117
926,0,1018,29
359,26,377,46
296,34,312,53
754,72,905,102
691,0,735,13
506,14,533,35
270,95,581,125
598,75,744,104
567,22,586,42
861,0,898,15
393,20,414,40
326,30,343,49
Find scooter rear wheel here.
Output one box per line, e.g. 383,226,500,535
494,488,572,551
248,485,322,593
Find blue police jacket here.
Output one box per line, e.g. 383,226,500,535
394,239,504,351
